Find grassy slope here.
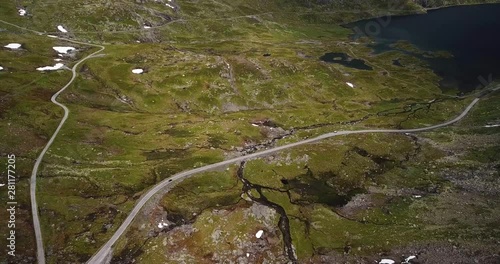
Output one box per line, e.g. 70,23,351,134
1,0,499,263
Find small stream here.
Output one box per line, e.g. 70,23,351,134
237,162,298,263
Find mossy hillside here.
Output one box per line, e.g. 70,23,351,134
60,33,470,131
9,0,498,40
243,133,417,188
244,146,496,260
2,0,499,262
459,88,500,131
5,0,177,33
112,169,285,263
0,39,472,264
141,111,499,262
0,157,38,263
0,29,100,155
301,204,431,257
161,169,243,221
33,54,498,264
0,30,103,262
154,135,425,259
129,203,284,263
34,32,488,262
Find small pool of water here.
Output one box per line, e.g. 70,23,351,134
320,52,373,70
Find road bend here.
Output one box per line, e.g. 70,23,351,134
88,87,497,264
29,36,105,264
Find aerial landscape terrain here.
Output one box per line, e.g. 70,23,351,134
0,0,499,263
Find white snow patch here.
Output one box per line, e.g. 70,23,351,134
157,219,169,229
246,253,250,257
36,63,64,71
54,58,63,62
379,259,395,264
484,124,500,128
166,3,175,9
157,221,168,229
251,123,259,127
57,25,68,33
52,46,76,54
18,9,27,16
413,195,422,198
132,68,144,74
0,66,3,71
143,25,151,29
47,35,58,38
255,230,264,239
0,183,5,187
403,255,417,263
346,82,355,88
4,43,22,50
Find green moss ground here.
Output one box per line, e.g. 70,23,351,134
1,0,499,262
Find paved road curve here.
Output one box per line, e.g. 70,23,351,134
28,36,105,264
2,18,496,264
87,87,497,264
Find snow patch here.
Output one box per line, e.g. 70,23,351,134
4,43,22,50
52,46,75,54
143,25,151,29
255,230,264,239
18,9,27,16
484,124,500,128
157,221,168,229
379,259,395,264
346,82,355,88
0,66,3,71
36,63,64,71
54,58,63,62
246,253,250,257
47,35,58,38
166,3,175,9
132,68,144,74
57,25,68,33
403,255,417,263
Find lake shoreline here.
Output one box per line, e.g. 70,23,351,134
423,1,500,12
346,2,500,93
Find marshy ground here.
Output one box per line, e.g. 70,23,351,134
0,0,499,263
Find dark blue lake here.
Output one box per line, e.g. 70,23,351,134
348,3,500,93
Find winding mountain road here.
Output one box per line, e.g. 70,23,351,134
87,86,498,264
28,36,105,264
2,19,497,264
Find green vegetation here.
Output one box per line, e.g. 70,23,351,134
1,0,499,263
161,169,243,221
